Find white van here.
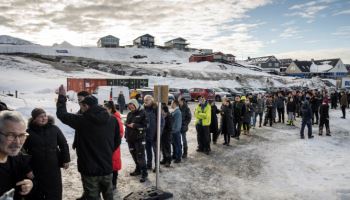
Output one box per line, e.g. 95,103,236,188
93,86,130,109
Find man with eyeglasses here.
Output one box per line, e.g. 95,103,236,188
0,110,33,199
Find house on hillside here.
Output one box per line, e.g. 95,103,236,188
309,58,348,78
164,37,189,50
345,64,350,75
133,34,154,48
189,54,214,62
224,54,235,63
286,60,312,78
213,52,225,62
97,35,119,48
279,58,293,74
246,56,281,73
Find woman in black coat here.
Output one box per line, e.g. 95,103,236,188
220,98,234,146
209,100,220,144
23,108,70,200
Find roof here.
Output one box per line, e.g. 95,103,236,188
134,34,154,40
214,52,224,55
225,54,235,57
165,37,187,43
293,61,312,72
190,54,213,57
99,35,119,40
313,58,340,67
246,56,279,64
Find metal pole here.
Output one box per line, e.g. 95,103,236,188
156,86,161,189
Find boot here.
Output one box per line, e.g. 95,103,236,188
326,128,331,136
319,129,323,136
140,170,148,183
160,159,167,165
130,167,141,176
246,130,251,136
182,147,188,159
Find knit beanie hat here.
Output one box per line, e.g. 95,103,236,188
31,108,46,119
128,99,140,110
80,95,98,106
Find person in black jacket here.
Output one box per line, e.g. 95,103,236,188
286,96,296,126
160,105,172,167
264,95,273,127
300,93,314,139
209,100,220,145
125,99,148,183
220,98,234,145
310,91,320,124
178,98,191,159
143,95,157,170
319,100,331,136
23,108,70,200
276,92,285,123
330,91,337,109
117,91,126,114
232,96,245,140
56,85,120,200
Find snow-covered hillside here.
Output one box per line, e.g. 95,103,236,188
0,35,33,45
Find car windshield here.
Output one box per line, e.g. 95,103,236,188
179,89,189,93
213,88,223,92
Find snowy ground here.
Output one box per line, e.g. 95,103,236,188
1,54,349,200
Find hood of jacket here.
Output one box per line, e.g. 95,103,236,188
83,105,110,125
28,115,55,130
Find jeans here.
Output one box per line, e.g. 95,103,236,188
277,107,285,122
233,121,242,137
181,131,188,149
145,140,157,168
172,131,182,160
254,112,263,126
81,174,113,200
300,120,312,137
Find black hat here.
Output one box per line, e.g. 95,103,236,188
31,108,46,119
81,95,98,106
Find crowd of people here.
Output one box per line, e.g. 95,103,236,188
0,85,349,200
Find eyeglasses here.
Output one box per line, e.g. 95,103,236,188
0,131,29,142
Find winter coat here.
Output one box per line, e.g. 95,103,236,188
232,102,245,122
112,112,124,171
171,107,182,133
301,100,313,122
340,94,348,107
179,103,192,133
243,104,253,123
286,100,296,113
144,104,157,142
125,107,148,143
331,93,338,104
162,113,173,140
319,104,329,120
23,116,70,200
220,104,234,135
265,99,273,118
117,94,126,107
310,96,320,111
56,95,120,176
210,104,220,134
194,102,211,126
254,98,265,114
276,96,285,109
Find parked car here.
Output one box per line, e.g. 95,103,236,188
219,87,243,98
189,88,215,101
211,88,232,102
169,88,191,102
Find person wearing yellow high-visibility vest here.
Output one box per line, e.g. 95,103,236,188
194,96,211,155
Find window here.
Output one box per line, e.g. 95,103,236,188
268,63,272,67
275,63,279,67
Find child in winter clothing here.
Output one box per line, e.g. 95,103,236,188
243,99,254,135
286,97,296,126
319,100,331,136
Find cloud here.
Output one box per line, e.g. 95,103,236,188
279,27,303,39
332,26,350,38
286,0,333,22
274,48,350,63
333,9,350,16
0,0,272,56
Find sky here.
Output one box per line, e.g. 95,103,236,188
1,0,350,63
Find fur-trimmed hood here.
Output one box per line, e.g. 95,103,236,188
28,115,55,130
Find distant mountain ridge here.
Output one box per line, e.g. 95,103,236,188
0,35,33,45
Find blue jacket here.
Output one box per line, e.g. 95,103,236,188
171,107,182,134
144,105,157,141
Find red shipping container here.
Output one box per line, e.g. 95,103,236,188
67,78,108,94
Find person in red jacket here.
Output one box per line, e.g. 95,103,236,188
104,101,124,190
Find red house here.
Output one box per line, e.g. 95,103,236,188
189,54,214,62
